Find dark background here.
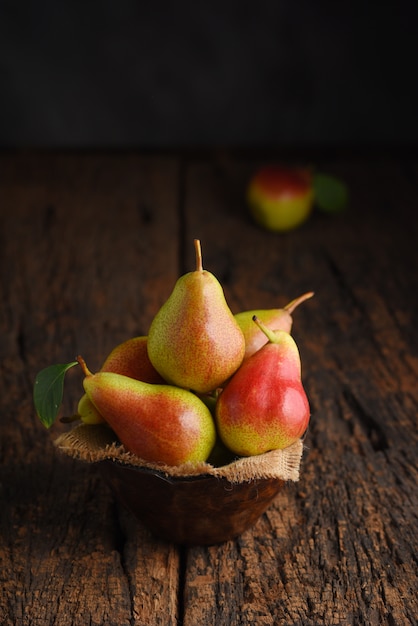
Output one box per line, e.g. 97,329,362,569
1,1,417,150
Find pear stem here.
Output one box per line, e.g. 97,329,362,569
252,315,280,344
60,414,81,424
284,291,314,314
194,239,203,272
76,355,93,377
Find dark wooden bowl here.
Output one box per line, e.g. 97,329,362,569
99,460,284,545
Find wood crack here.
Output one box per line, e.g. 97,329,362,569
110,503,137,626
342,386,389,452
177,546,188,626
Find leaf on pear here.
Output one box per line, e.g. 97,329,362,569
33,361,78,428
313,173,348,213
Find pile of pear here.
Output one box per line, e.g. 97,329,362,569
75,240,313,468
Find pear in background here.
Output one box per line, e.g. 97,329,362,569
234,291,313,360
147,240,245,393
215,318,310,456
78,357,216,466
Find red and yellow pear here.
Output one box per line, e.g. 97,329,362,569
147,239,245,393
234,291,314,360
247,165,314,232
78,357,216,466
76,336,165,424
215,317,310,456
100,335,165,383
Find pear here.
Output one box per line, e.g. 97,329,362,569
234,291,314,360
247,165,314,232
215,317,310,456
72,336,165,425
101,335,165,383
78,357,216,466
76,392,105,424
147,240,246,393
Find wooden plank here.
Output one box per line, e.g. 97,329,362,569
1,152,417,625
0,153,181,626
181,155,418,625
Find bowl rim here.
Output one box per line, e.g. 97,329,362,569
54,423,304,484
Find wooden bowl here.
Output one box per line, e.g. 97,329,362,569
55,425,302,546
99,460,284,545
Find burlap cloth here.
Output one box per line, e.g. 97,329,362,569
54,424,304,484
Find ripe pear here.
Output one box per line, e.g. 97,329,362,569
247,165,314,232
78,357,216,466
101,335,165,383
234,291,314,360
74,336,164,425
215,318,310,456
147,240,246,393
76,392,105,424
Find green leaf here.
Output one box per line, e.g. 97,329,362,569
313,173,349,213
33,361,79,428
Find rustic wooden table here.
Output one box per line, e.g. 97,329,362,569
1,151,417,626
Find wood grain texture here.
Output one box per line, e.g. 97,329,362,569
181,155,418,625
1,152,417,625
0,154,181,626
